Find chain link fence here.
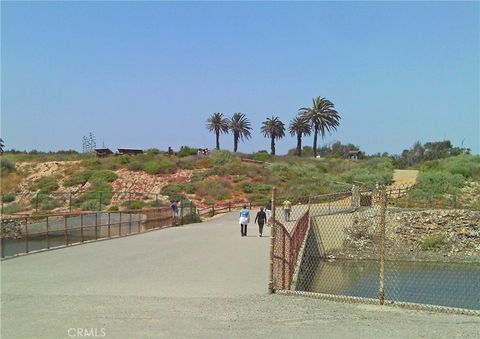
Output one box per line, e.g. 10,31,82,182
271,187,480,315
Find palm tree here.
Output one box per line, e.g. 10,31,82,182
289,116,311,156
0,138,4,154
299,96,340,157
261,116,285,155
229,112,252,152
206,113,229,150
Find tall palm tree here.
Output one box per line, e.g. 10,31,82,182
299,96,340,157
289,116,311,156
206,113,229,150
261,116,285,155
229,112,252,152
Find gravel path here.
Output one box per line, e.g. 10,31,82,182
1,211,479,338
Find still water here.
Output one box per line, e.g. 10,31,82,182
298,260,480,310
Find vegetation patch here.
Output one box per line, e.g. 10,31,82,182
409,171,466,200
34,176,59,194
30,194,61,211
2,203,22,214
123,200,145,210
197,178,232,201
0,157,16,173
421,234,447,251
210,150,237,165
142,158,175,174
1,192,16,203
177,146,199,158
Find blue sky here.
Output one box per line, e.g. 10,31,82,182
2,1,479,155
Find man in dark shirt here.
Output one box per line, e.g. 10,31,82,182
255,207,267,237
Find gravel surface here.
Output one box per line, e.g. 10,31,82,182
2,211,479,338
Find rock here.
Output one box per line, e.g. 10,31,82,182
467,230,479,238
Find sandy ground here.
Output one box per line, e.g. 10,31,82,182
1,212,479,339
391,169,419,187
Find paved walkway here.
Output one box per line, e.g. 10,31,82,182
2,212,479,338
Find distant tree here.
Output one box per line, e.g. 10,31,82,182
206,113,229,150
261,116,285,155
318,141,363,159
288,116,311,156
229,112,252,152
299,96,341,157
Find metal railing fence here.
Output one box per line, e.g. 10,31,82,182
0,204,198,259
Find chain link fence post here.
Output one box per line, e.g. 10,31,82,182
379,187,387,305
180,197,184,225
269,187,276,294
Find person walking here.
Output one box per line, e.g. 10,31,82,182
170,200,179,225
282,199,291,222
265,200,272,223
239,205,250,237
255,207,267,237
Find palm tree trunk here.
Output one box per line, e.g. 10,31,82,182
313,125,318,157
215,130,220,150
296,133,302,156
234,133,238,152
271,136,275,155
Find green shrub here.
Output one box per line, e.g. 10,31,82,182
119,155,131,164
1,192,15,203
421,235,446,250
409,171,465,199
64,170,117,187
123,200,145,210
30,194,60,210
440,155,480,180
197,178,231,200
82,158,102,170
89,170,117,183
143,158,175,174
80,199,100,211
246,193,269,206
340,158,393,188
108,205,119,211
35,176,59,193
40,197,61,211
177,146,198,158
128,161,143,171
182,182,198,194
2,203,21,214
250,150,271,162
146,148,160,156
0,158,16,173
74,179,113,208
161,183,182,195
177,156,211,170
160,182,198,198
210,150,236,165
241,181,254,193
64,170,93,186
191,171,208,182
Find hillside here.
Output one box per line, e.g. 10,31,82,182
1,151,479,215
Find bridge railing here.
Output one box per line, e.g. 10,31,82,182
0,206,197,259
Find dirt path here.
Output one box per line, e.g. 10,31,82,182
391,169,419,187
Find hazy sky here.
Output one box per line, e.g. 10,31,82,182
2,1,479,155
